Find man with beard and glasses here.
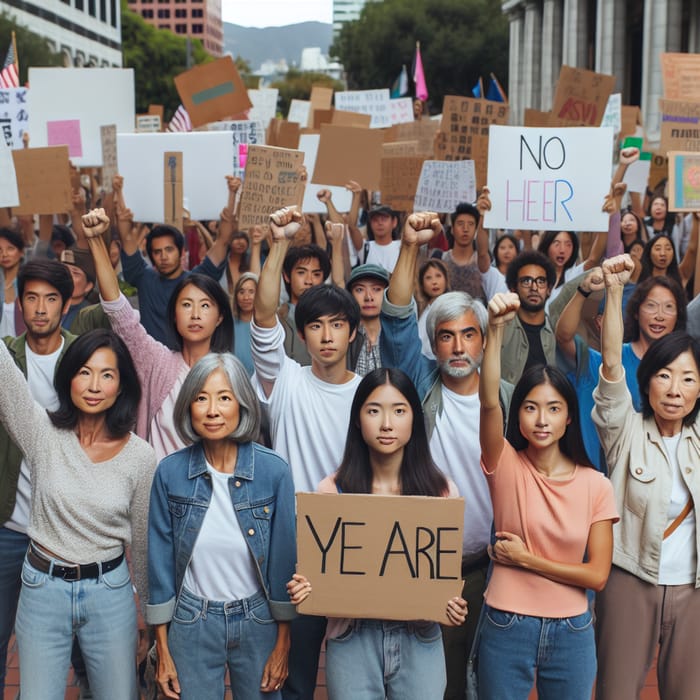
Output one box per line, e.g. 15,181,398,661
500,250,557,384
380,209,513,700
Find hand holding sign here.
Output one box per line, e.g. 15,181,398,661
403,211,441,246
287,573,312,605
81,207,111,239
269,206,303,241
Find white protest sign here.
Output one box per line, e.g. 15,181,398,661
414,160,477,212
299,133,353,213
288,99,311,126
247,88,278,125
390,97,414,125
117,132,232,221
0,87,28,148
207,120,265,178
335,89,392,128
136,114,161,133
601,93,621,134
623,154,652,194
0,138,19,207
29,68,135,166
484,125,613,232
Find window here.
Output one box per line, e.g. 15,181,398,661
75,0,84,10
157,9,170,18
110,0,118,27
175,9,186,17
88,0,96,17
175,24,187,33
142,9,154,18
191,9,203,17
100,0,106,21
192,24,203,34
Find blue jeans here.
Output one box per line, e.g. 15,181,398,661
282,614,327,700
0,527,28,694
325,620,446,700
16,554,138,700
477,606,596,700
168,587,282,700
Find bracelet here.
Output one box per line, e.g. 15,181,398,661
577,285,592,298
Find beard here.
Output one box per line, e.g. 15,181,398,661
519,295,546,313
438,348,484,378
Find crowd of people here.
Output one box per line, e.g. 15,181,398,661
0,140,698,700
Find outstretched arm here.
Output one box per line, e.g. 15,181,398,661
325,221,346,287
475,187,493,274
206,176,240,266
599,254,634,382
82,208,121,302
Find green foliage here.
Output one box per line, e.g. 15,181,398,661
120,0,213,119
331,0,509,113
270,69,345,117
0,11,64,83
235,55,259,89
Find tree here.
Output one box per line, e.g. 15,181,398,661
331,0,509,113
121,0,213,119
0,11,64,83
235,56,259,90
270,69,345,117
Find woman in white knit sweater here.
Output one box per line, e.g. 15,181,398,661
0,328,156,700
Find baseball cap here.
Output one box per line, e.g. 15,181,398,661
346,263,390,290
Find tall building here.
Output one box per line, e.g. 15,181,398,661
333,0,377,36
0,0,122,66
127,0,223,57
502,0,700,142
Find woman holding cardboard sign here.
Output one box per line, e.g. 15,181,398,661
288,368,467,700
477,292,618,700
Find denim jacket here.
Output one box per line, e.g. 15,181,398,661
146,440,297,624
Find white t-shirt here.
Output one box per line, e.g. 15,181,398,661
0,302,15,339
4,339,63,533
362,240,401,273
659,434,696,585
429,385,493,557
182,463,259,601
251,319,362,493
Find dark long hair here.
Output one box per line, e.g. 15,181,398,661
623,276,686,343
638,234,683,290
49,329,141,438
506,364,594,468
537,230,579,288
335,368,449,496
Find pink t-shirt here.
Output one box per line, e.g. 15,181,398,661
482,440,618,617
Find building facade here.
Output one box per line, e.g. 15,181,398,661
1,0,122,66
333,0,377,36
127,0,223,56
502,0,700,143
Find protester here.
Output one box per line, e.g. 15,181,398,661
492,233,520,276
417,258,450,358
288,368,467,700
477,291,617,700
147,353,296,700
232,271,258,376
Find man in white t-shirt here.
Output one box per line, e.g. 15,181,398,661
250,206,362,700
0,259,75,695
357,204,402,272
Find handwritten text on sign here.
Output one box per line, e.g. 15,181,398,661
296,493,464,623
484,125,613,232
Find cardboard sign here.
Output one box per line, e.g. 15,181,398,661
668,151,700,211
601,93,622,133
524,109,551,127
393,119,439,156
436,96,509,188
331,110,371,128
313,124,384,191
28,68,135,166
247,88,279,125
288,99,311,126
238,145,305,230
12,146,72,215
100,125,118,193
296,493,464,623
659,99,700,153
117,132,233,221
309,85,334,127
622,152,652,194
136,114,162,133
380,155,425,212
549,66,616,127
414,160,477,212
620,105,642,138
334,89,392,129
389,97,415,125
0,138,19,207
47,119,82,158
0,87,28,148
661,53,700,101
277,121,300,149
383,141,419,157
649,152,669,192
163,152,184,228
484,125,614,232
148,104,164,121
299,133,352,214
174,56,251,129
207,120,265,178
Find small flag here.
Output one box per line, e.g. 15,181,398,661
413,42,428,102
167,104,192,132
0,33,19,89
486,73,507,103
471,77,484,99
391,65,409,98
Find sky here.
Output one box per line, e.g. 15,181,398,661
222,0,333,27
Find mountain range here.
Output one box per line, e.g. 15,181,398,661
223,22,334,72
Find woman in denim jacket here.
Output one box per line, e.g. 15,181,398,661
147,353,296,700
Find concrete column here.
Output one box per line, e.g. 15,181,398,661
596,0,626,90
507,8,525,125
522,1,543,111
540,0,563,110
562,0,587,67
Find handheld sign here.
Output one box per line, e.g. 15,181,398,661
0,138,19,208
484,125,613,232
668,151,700,211
414,160,477,212
296,493,464,624
0,86,28,148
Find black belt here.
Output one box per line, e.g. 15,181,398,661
28,544,124,581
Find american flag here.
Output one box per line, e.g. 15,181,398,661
167,104,192,132
0,39,19,89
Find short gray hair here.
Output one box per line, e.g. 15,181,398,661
425,291,488,353
174,353,261,445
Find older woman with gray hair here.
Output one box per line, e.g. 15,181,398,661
146,353,296,700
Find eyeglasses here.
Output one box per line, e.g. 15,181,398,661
640,301,678,317
518,276,549,289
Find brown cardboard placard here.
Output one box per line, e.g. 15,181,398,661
277,121,301,150
382,141,419,157
331,110,372,128
100,125,118,193
163,152,183,228
661,53,700,101
174,56,252,129
148,104,165,123
523,108,551,127
296,493,464,623
313,124,385,191
379,155,426,211
309,85,334,127
238,145,305,230
12,146,72,215
620,105,642,138
549,66,616,127
659,99,700,153
312,109,334,130
648,152,669,193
